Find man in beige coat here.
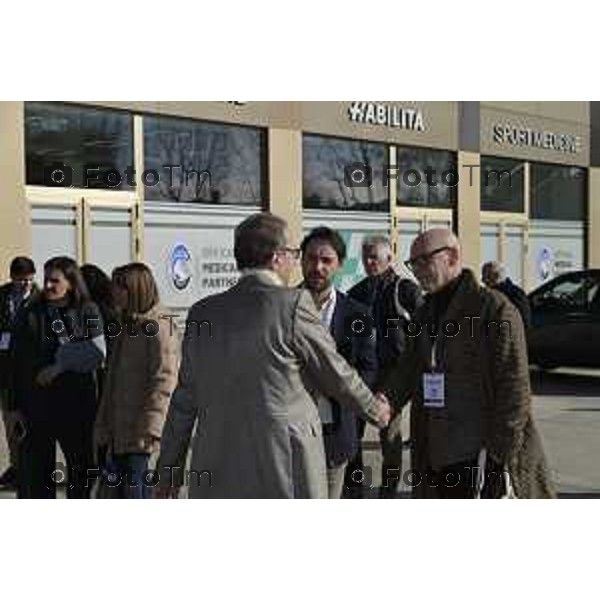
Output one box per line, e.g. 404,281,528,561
380,229,555,498
156,213,391,499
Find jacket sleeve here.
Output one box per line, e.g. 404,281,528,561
376,278,423,368
399,278,423,315
156,310,200,486
55,304,106,373
291,291,381,425
9,307,39,411
94,383,110,448
353,306,378,390
512,286,532,329
139,318,179,441
482,296,531,465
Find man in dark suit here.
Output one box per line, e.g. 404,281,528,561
0,256,38,488
300,227,377,499
348,235,422,497
482,261,531,329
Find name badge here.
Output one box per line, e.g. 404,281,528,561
0,333,11,351
423,372,445,408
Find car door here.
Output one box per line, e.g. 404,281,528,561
529,272,600,367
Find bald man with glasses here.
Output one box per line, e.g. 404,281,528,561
381,229,555,499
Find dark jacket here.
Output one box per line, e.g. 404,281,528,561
322,291,377,466
11,298,106,416
348,267,422,375
0,282,39,390
495,278,532,329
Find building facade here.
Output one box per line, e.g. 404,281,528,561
0,101,598,316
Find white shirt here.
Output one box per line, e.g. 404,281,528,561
315,287,337,424
318,287,337,331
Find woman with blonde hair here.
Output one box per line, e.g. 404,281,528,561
94,263,178,498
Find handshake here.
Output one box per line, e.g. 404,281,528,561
371,392,392,429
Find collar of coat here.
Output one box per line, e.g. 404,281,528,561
415,269,486,361
421,269,482,324
239,268,285,288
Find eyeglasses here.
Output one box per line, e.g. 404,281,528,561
276,246,301,260
404,246,451,271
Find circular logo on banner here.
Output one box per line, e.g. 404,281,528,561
538,246,555,282
170,244,192,291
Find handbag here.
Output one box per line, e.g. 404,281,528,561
474,448,517,499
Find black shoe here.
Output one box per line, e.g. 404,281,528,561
0,467,17,488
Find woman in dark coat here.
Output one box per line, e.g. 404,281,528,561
10,256,106,499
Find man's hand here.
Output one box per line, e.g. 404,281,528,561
373,392,392,429
140,436,160,454
35,364,61,387
154,485,180,499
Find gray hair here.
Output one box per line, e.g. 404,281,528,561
482,261,507,282
362,235,392,256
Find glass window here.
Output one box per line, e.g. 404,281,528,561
144,116,265,205
396,146,456,208
530,163,586,220
25,102,134,189
303,134,388,212
531,272,599,312
480,156,524,212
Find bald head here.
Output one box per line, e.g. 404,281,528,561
408,228,462,293
482,261,506,287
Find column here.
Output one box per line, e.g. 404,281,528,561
0,101,30,281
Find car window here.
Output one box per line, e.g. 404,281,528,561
534,274,599,312
587,281,600,304
590,285,600,313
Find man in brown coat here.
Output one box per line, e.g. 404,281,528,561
156,213,391,499
380,229,555,498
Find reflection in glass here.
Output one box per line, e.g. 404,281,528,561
530,163,586,221
480,156,524,212
25,102,134,189
303,135,388,212
144,116,265,205
396,146,456,208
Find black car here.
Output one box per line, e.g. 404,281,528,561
527,270,600,369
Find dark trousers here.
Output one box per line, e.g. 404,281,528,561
379,411,404,497
17,409,96,499
17,379,97,499
424,456,505,499
344,418,367,496
105,453,152,499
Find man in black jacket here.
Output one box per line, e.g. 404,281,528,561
0,257,38,488
482,261,531,329
348,236,422,497
300,227,377,499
